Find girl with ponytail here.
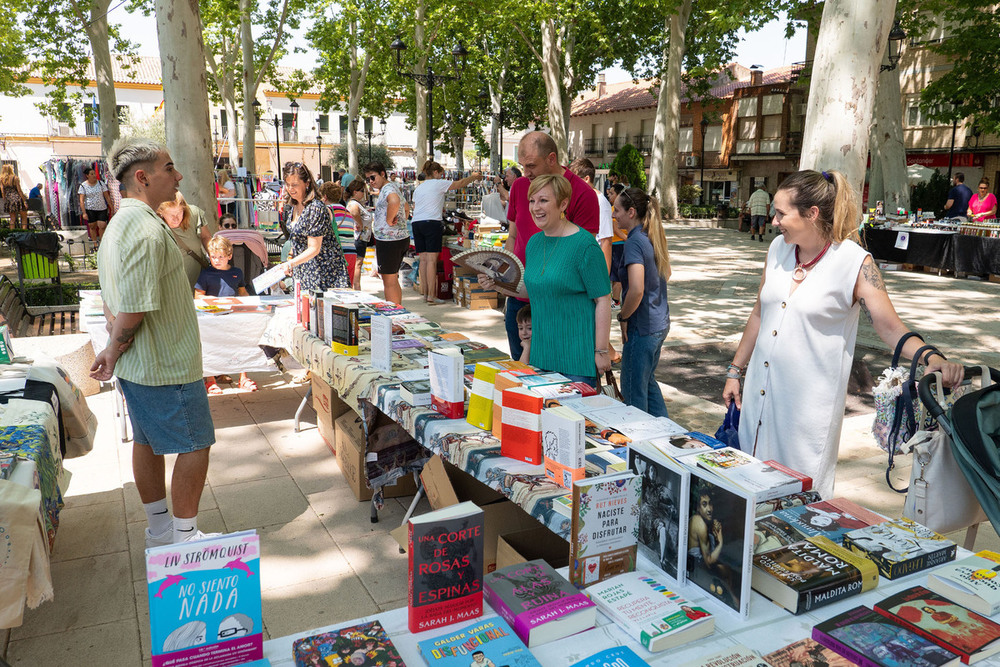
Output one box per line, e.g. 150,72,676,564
723,169,963,499
611,187,671,416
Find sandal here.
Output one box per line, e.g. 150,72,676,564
239,376,258,392
204,378,223,395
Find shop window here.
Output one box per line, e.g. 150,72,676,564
679,127,693,153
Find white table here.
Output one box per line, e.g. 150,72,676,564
263,550,1000,666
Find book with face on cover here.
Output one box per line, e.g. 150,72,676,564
874,585,1000,664
628,441,690,583
291,620,403,667
570,471,640,587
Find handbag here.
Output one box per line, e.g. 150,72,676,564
714,403,741,451
883,341,944,491
901,371,988,535
596,370,623,401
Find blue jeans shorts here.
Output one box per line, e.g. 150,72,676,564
119,378,216,455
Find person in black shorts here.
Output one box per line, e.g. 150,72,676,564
411,160,482,304
364,162,410,305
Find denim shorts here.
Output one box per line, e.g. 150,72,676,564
119,378,216,455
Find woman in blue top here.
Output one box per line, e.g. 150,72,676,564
612,187,671,416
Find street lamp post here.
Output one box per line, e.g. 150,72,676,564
212,114,219,163
354,117,387,163
699,117,709,206
390,36,468,159
317,134,324,179
880,20,906,73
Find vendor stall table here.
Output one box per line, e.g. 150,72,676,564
263,549,1000,666
862,226,1000,275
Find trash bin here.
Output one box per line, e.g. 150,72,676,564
7,232,62,302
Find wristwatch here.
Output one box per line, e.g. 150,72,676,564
616,312,628,323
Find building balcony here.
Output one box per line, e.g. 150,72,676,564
607,135,628,153
584,138,604,156
634,135,654,154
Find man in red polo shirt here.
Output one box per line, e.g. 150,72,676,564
503,131,599,359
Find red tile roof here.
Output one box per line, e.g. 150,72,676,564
571,63,804,117
82,55,164,85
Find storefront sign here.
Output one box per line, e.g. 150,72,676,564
906,153,984,168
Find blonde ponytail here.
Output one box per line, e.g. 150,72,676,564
643,195,672,282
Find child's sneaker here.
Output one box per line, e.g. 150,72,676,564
145,526,173,549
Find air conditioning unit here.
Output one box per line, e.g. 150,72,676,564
684,155,699,167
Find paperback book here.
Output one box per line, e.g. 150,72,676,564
680,646,775,667
755,490,823,518
764,638,853,667
541,405,586,489
482,558,596,647
417,616,541,667
330,304,360,356
500,387,543,464
467,362,502,430
400,379,433,406
751,535,879,614
570,646,647,667
874,585,1000,664
688,448,806,501
585,571,714,652
428,347,465,419
926,551,1000,616
491,370,534,439
291,620,403,667
843,517,957,580
628,441,691,582
570,471,641,587
812,605,961,667
408,501,485,633
146,531,262,667
685,466,756,617
769,498,885,547
647,431,727,461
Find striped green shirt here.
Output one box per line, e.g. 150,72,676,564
97,198,203,386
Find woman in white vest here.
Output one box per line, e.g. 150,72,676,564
723,169,963,499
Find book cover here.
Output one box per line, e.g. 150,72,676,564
763,459,813,492
570,646,647,667
518,373,572,388
755,490,823,518
843,517,957,580
401,379,433,406
690,448,804,501
492,371,533,439
370,314,393,371
628,441,691,582
467,363,502,430
330,304,359,356
926,551,1000,617
291,620,403,667
764,638,853,667
417,616,541,667
874,585,1000,664
685,466,756,617
146,531,262,667
408,501,485,633
812,605,961,667
585,449,629,476
771,498,885,546
451,247,526,294
585,571,714,652
754,513,811,555
501,387,543,464
429,348,465,419
314,294,325,342
570,471,640,587
751,535,879,614
541,406,586,489
680,646,775,667
482,559,596,648
463,347,511,365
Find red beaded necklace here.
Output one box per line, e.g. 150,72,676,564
792,241,832,282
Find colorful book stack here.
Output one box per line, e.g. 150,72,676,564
500,387,543,464
417,616,541,667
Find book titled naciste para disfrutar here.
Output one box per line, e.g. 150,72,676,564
408,501,485,633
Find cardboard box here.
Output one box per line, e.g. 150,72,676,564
312,375,350,449
391,455,539,572
334,411,419,502
496,525,570,571
468,298,498,311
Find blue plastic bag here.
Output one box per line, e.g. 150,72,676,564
714,403,741,451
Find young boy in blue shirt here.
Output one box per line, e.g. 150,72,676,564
195,236,257,392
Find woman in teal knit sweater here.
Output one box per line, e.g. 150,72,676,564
479,174,612,386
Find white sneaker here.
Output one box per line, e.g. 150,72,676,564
145,526,173,549
177,530,221,543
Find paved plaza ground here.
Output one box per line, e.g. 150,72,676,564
2,223,999,665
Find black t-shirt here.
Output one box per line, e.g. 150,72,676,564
946,183,973,218
195,266,245,297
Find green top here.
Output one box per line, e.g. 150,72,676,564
97,198,203,386
169,212,207,290
524,227,611,377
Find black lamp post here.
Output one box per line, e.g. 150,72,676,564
317,133,324,179
289,98,300,145
699,117,709,206
355,117,387,163
880,19,906,72
390,36,468,159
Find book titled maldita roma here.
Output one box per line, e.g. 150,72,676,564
483,559,596,648
408,501,485,633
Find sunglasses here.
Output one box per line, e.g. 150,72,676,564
366,175,378,182
221,222,237,229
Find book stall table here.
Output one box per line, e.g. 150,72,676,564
262,549,1000,666
0,360,98,629
862,224,1000,275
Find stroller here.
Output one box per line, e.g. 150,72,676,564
918,366,1000,546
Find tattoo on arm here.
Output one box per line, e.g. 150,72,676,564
859,297,873,324
861,260,886,292
116,324,139,346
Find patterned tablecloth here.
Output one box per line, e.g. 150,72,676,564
284,321,577,540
